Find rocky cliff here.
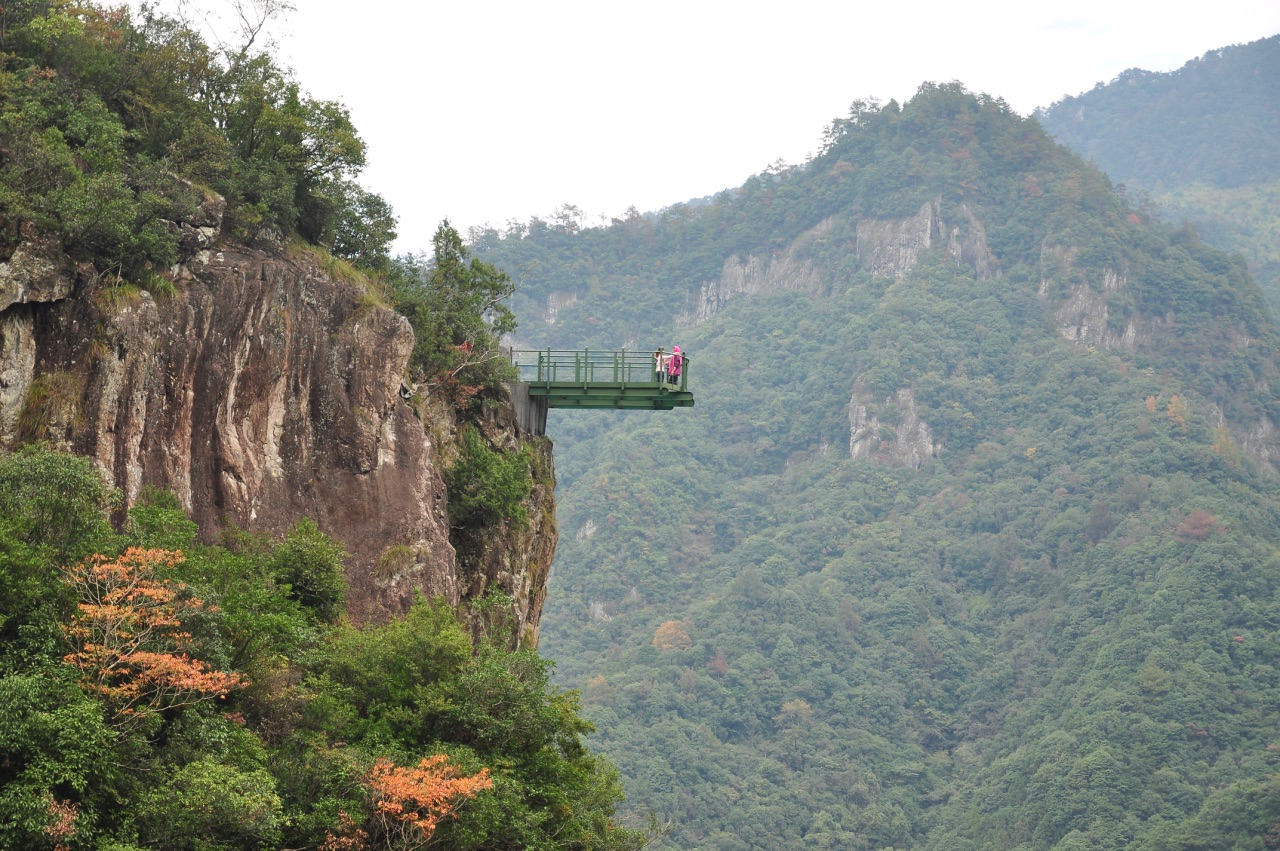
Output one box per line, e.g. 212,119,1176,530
856,197,999,281
682,217,833,325
848,385,941,468
681,197,1001,327
0,197,555,645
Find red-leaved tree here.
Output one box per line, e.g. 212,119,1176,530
61,547,245,729
324,755,493,850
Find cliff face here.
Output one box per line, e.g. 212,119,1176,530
683,217,833,325
681,198,1001,327
0,201,555,645
1038,243,1148,352
856,197,999,281
848,385,941,468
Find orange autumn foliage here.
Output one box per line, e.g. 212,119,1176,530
653,619,692,651
45,798,78,851
1176,509,1221,542
367,756,492,848
324,755,492,850
61,547,245,728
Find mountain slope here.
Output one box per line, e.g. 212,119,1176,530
476,84,1280,849
1035,36,1280,192
1037,35,1280,312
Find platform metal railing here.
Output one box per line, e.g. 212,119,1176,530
510,349,689,392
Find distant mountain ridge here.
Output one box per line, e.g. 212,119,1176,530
1038,34,1280,311
1036,35,1279,192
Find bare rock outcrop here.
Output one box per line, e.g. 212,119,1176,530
1037,243,1147,352
856,202,939,280
0,203,557,643
683,200,997,325
0,307,35,442
545,291,578,325
683,217,833,325
0,234,77,312
856,198,999,280
849,385,940,468
945,203,999,280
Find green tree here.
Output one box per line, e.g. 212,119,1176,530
0,446,116,668
268,518,346,624
392,221,517,401
445,426,533,529
136,759,284,850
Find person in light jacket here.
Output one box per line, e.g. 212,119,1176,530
654,347,667,382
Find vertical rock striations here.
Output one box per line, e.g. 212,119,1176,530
0,201,556,642
848,385,941,468
683,218,833,325
855,197,1000,280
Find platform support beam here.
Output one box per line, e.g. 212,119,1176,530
510,382,549,436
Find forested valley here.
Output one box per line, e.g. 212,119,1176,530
472,74,1280,849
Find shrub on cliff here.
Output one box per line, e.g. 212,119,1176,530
269,518,347,624
391,221,518,405
445,425,533,529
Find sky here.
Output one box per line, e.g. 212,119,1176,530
211,1,1279,254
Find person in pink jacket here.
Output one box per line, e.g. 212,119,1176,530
668,346,683,385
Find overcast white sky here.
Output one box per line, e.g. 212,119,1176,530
244,1,1279,253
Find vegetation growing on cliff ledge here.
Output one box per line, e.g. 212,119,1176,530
391,222,519,407
446,425,533,529
0,0,395,278
0,446,644,850
0,1,522,410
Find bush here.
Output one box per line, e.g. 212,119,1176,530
445,427,533,528
269,519,347,624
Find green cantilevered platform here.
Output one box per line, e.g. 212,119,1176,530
509,349,693,434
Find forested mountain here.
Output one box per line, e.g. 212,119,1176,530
474,84,1280,849
1037,35,1280,312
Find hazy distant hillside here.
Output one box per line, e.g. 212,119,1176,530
476,85,1280,849
1036,36,1279,192
1038,35,1280,311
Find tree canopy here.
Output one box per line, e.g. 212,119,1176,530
0,447,645,849
0,0,396,278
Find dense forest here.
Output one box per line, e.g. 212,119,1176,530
1038,35,1280,312
474,83,1280,849
1036,35,1279,192
0,2,641,848
0,452,642,848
